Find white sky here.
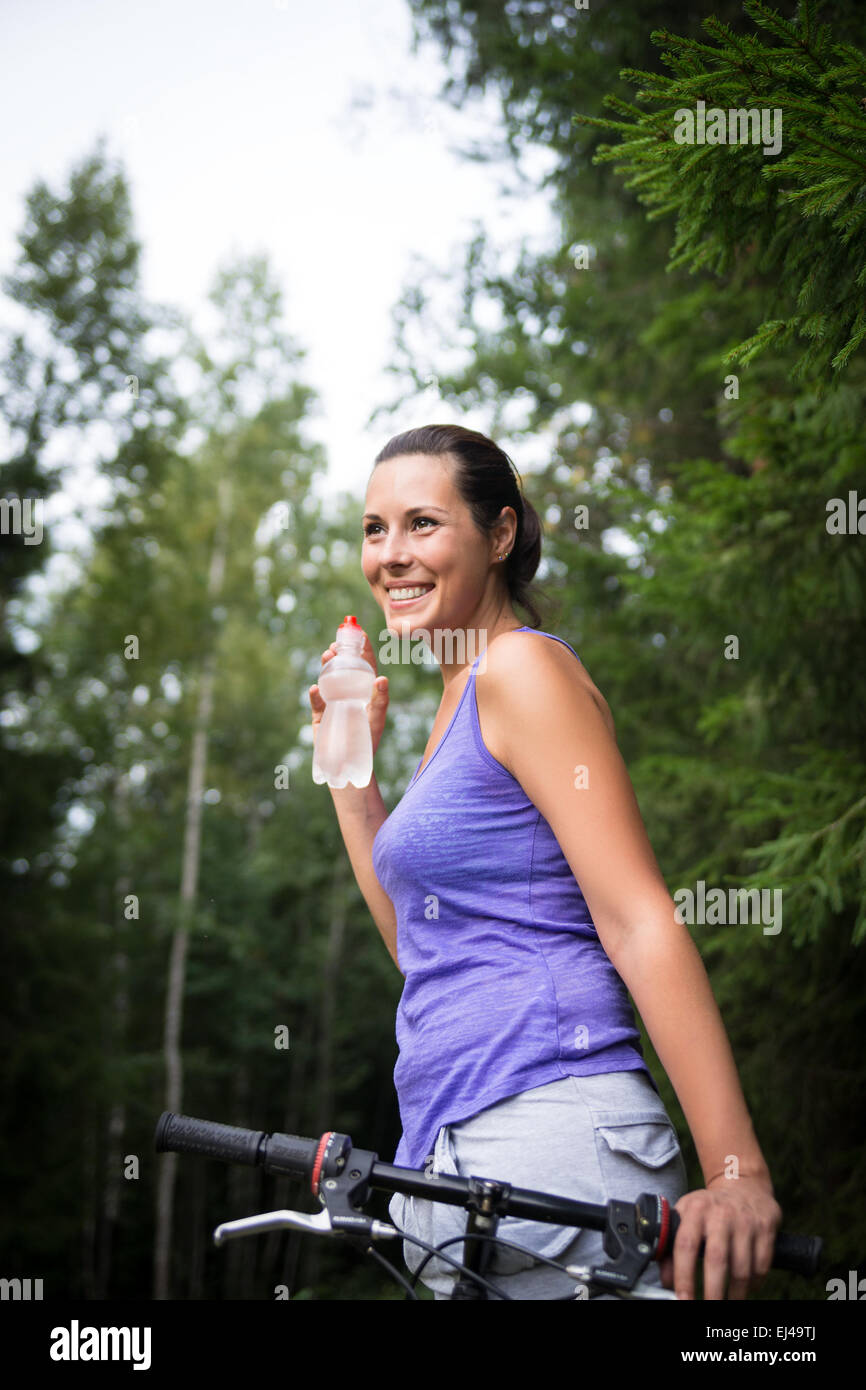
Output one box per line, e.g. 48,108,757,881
0,0,574,542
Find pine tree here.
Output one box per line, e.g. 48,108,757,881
572,0,866,388
399,0,866,1294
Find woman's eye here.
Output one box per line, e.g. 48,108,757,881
363,517,435,537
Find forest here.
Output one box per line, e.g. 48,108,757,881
1,0,864,1303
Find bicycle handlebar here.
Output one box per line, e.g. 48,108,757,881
154,1110,822,1279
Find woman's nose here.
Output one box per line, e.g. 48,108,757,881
378,532,413,566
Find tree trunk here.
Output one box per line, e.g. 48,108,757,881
305,862,347,1293
315,863,347,1137
153,477,231,1299
187,1163,207,1300
80,1122,97,1299
95,774,131,1298
263,907,313,1298
223,1064,258,1299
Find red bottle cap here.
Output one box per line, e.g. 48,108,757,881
339,615,361,629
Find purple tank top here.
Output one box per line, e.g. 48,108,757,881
372,626,654,1171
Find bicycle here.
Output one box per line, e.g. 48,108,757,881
155,1110,823,1301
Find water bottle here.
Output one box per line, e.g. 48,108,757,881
312,615,375,788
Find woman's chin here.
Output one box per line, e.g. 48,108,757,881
383,618,436,646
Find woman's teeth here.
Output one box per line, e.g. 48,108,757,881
389,585,434,602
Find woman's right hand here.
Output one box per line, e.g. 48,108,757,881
309,632,390,756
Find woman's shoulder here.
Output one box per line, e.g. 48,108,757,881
479,628,617,741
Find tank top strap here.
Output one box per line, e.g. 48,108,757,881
469,625,581,670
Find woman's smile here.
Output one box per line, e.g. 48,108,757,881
386,583,436,607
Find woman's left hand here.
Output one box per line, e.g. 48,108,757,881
658,1175,783,1300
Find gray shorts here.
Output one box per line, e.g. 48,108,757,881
387,1069,688,1300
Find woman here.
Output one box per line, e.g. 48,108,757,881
309,423,782,1301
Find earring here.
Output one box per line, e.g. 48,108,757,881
499,551,510,560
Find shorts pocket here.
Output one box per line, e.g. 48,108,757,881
594,1112,682,1169
591,1110,688,1249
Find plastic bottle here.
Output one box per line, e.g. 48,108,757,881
312,615,375,788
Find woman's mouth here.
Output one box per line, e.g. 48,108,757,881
386,584,435,608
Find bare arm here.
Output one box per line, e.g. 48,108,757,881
480,633,781,1298
610,899,770,1185
327,776,401,974
482,637,765,1170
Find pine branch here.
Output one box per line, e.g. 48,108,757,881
797,132,866,176
570,0,866,385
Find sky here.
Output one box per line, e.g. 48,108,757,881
0,0,571,552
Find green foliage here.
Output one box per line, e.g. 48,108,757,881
572,0,866,387
3,0,866,1302
396,0,866,1298
0,145,408,1300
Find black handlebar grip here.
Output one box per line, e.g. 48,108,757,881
155,1111,265,1166
770,1232,823,1276
667,1208,822,1276
263,1131,321,1179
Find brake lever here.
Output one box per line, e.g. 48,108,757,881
565,1263,679,1300
215,1131,402,1248
214,1208,400,1246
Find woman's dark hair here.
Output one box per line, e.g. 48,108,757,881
372,424,553,630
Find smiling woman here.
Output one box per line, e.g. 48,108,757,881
312,422,781,1301
361,423,547,647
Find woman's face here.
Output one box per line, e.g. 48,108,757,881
362,453,509,638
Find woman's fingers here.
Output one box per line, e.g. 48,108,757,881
369,675,389,746
309,648,335,723
310,647,337,711
310,644,389,752
674,1201,735,1301
671,1204,701,1299
726,1222,756,1301
640,1177,784,1301
701,1217,736,1301
669,1184,781,1301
